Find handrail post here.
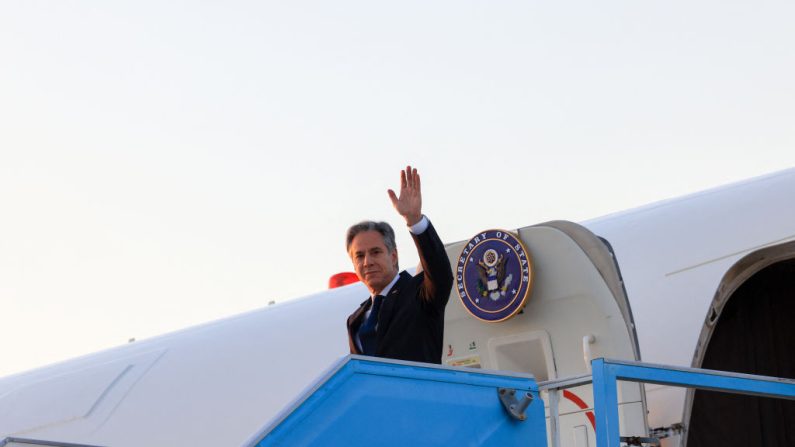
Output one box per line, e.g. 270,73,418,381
548,389,561,447
592,358,621,447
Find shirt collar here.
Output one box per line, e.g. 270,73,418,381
375,272,401,298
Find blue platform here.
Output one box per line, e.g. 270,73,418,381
248,355,547,447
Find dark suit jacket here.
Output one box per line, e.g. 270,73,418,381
346,221,453,364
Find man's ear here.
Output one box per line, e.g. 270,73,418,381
391,248,399,270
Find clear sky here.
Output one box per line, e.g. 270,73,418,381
1,0,793,377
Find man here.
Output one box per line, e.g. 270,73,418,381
345,166,453,364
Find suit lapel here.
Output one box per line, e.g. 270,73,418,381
349,298,370,330
376,271,410,336
347,298,371,355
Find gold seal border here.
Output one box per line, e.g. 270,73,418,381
455,229,534,323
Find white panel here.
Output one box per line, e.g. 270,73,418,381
572,425,589,447
0,365,128,433
0,349,165,437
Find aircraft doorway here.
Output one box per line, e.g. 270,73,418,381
686,258,795,447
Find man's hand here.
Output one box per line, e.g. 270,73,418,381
388,165,422,226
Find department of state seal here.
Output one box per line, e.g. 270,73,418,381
455,229,533,322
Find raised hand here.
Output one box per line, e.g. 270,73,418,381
388,165,423,226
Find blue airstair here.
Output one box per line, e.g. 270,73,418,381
245,355,795,447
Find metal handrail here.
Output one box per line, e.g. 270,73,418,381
592,358,795,447
538,373,594,447
537,359,795,447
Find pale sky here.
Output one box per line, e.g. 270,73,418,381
1,0,793,377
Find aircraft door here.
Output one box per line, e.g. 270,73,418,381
685,242,795,447
441,221,647,447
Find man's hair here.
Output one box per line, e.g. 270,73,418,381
346,221,398,268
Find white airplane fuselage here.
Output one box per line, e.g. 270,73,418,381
1,168,793,447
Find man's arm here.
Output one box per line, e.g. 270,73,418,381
411,219,453,303
388,166,453,303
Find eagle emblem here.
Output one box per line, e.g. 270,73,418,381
456,230,533,323
477,249,513,300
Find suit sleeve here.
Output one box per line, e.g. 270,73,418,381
410,219,453,308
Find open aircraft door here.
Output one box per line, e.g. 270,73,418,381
684,241,795,447
442,221,649,447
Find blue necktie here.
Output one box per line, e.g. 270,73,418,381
358,295,384,356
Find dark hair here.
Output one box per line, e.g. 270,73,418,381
346,221,398,266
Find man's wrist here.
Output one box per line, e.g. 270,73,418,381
405,214,422,227
408,215,429,234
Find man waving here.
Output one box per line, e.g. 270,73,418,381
345,166,453,364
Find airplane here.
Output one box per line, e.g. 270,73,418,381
1,168,793,447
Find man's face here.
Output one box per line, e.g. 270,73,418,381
349,230,399,295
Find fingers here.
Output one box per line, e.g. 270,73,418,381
387,189,398,207
404,165,418,190
392,165,422,223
